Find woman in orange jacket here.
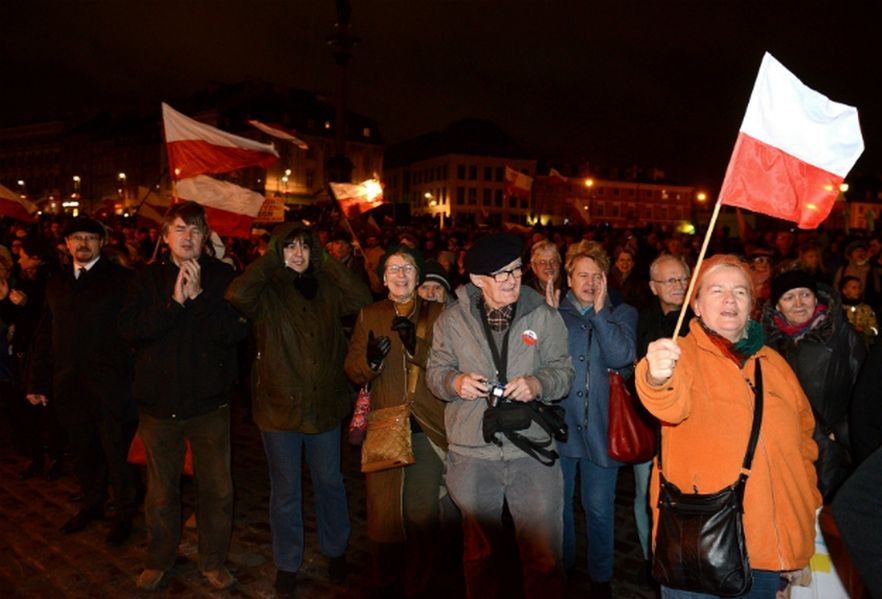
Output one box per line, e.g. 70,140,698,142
636,254,821,599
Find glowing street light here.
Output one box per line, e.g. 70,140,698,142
584,178,594,188
839,183,849,193
284,168,292,176
696,192,708,202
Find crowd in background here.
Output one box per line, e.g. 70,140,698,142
1,209,881,598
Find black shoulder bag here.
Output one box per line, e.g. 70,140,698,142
652,360,763,597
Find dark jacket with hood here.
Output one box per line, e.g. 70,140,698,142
119,253,248,419
225,223,372,433
762,283,865,431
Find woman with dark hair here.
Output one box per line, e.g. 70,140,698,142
608,246,649,310
345,246,451,597
226,223,372,598
761,269,866,502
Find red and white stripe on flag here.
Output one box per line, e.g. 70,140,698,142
547,168,569,185
247,119,309,150
504,166,533,199
719,53,864,229
329,180,386,218
162,103,279,181
0,183,38,221
175,175,267,238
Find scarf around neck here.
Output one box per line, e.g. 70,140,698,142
771,303,828,339
702,319,765,367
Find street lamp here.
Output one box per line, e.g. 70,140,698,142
584,178,594,188
696,192,707,202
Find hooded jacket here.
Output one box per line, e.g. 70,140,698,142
426,283,574,460
225,222,372,433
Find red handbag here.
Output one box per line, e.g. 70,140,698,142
347,385,371,446
607,369,657,463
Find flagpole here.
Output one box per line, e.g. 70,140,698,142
671,198,723,342
326,184,367,262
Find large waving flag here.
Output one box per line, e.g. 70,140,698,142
719,53,864,229
162,103,279,180
0,183,38,221
329,178,386,218
247,119,309,150
504,166,533,199
175,175,267,238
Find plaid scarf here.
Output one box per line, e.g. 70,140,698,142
484,302,514,332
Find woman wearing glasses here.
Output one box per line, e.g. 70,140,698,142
558,243,638,599
225,223,372,598
344,246,450,598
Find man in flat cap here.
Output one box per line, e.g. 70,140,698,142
426,232,574,598
28,216,139,546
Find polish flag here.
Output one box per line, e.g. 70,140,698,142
162,103,279,180
175,175,267,238
329,178,387,218
247,119,309,150
719,53,864,229
547,168,569,185
504,166,533,199
0,183,38,221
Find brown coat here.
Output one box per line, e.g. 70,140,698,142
344,298,447,542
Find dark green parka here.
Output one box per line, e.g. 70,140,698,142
225,223,372,433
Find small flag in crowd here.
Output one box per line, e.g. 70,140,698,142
329,178,386,218
0,183,38,221
547,168,569,185
247,119,309,150
162,103,279,180
719,52,864,229
504,166,533,199
175,175,268,238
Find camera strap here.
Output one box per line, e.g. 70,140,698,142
478,299,517,384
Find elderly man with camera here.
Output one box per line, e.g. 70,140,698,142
426,232,574,599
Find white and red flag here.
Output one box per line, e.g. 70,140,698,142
0,183,38,221
547,168,569,185
329,178,387,218
719,53,864,229
162,103,279,180
247,119,309,150
175,175,267,238
504,166,533,199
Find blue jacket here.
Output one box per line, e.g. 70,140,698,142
558,290,637,466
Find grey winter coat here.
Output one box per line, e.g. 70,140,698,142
426,283,574,460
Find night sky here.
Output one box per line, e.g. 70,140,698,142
2,1,880,190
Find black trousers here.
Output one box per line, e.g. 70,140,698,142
56,399,139,519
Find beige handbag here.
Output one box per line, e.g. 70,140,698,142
360,402,415,473
360,303,430,473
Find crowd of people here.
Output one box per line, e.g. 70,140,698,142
1,206,881,599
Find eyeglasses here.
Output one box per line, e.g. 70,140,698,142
386,264,416,275
69,234,101,243
752,256,772,263
488,266,523,283
653,276,690,287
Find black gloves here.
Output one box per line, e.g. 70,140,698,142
366,330,391,371
391,316,416,355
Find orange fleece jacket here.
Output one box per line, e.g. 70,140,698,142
636,319,821,572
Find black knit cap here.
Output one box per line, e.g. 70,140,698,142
463,232,523,275
422,260,451,293
63,216,106,240
771,269,817,307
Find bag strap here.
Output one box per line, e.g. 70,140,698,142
478,298,516,384
405,300,433,401
658,359,764,483
504,430,559,466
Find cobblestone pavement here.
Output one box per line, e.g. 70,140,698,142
0,404,655,598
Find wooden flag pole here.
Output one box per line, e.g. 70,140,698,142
671,198,724,342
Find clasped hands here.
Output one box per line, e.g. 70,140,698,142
173,259,203,305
